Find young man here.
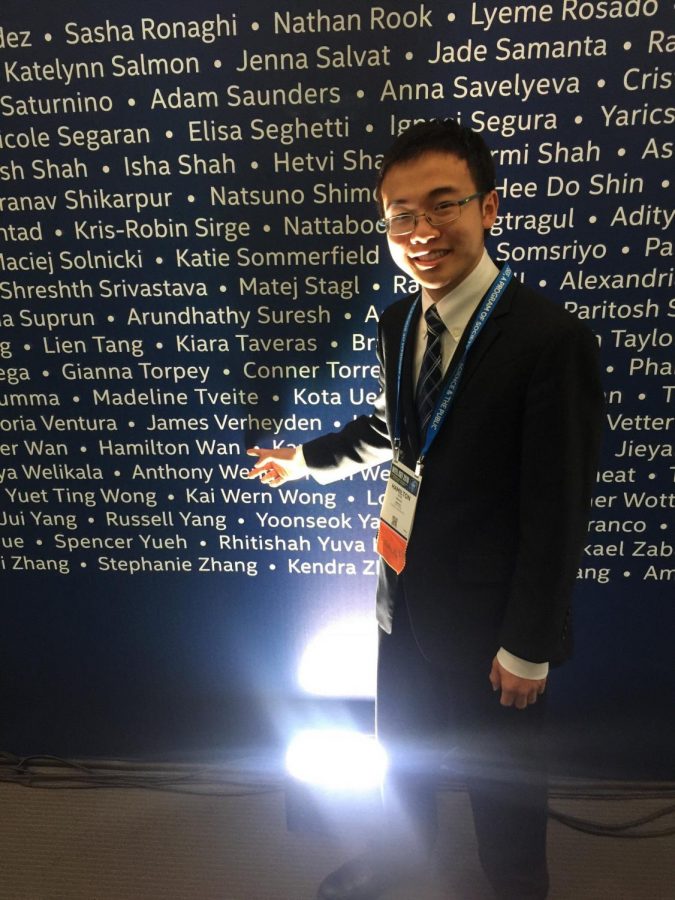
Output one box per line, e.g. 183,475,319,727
248,120,604,899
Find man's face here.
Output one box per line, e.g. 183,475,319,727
380,151,499,302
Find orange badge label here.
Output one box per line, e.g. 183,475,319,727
377,520,408,574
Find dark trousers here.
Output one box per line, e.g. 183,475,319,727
375,591,549,900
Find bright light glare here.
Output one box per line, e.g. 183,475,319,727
297,618,377,698
286,729,388,790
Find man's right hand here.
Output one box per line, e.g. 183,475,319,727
246,446,307,486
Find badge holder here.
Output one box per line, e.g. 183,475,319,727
376,457,421,574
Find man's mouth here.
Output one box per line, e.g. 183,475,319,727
409,249,450,269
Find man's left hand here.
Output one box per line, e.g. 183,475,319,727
489,657,547,709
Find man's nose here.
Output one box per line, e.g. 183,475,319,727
410,215,440,242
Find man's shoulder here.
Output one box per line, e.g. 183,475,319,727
379,292,419,331
507,278,593,340
508,278,565,318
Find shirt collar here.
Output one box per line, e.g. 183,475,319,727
421,250,500,333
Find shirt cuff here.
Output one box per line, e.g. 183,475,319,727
497,648,549,680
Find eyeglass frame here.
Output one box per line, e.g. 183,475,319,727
377,191,486,235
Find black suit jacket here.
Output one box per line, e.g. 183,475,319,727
303,278,604,671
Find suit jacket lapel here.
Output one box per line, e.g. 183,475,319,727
448,277,516,404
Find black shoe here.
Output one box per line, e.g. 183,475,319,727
316,854,414,900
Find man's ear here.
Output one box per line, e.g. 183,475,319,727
481,189,499,229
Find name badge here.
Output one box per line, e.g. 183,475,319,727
376,459,421,574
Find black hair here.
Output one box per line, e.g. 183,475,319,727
375,118,496,216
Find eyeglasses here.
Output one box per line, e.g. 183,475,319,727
378,192,485,236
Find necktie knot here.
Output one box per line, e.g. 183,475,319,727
424,305,445,338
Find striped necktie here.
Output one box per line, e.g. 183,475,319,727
415,304,446,437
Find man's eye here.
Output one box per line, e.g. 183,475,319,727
434,201,457,213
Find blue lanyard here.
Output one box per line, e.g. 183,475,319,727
393,264,513,470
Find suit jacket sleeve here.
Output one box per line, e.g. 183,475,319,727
499,322,605,663
302,323,393,484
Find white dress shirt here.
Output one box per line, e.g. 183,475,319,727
413,249,500,386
